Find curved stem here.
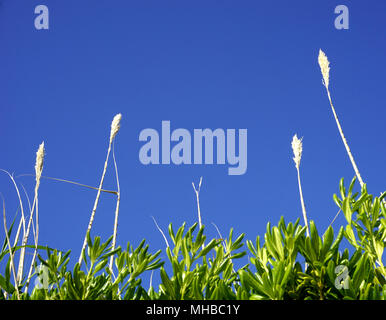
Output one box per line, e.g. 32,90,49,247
297,167,310,238
109,142,121,273
326,88,365,188
79,140,112,266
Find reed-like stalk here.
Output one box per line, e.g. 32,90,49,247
12,185,34,254
0,170,27,276
318,49,365,188
212,222,227,251
1,195,20,299
16,174,118,195
24,142,45,292
109,142,121,273
192,177,203,229
25,189,42,292
151,216,169,248
79,113,122,266
292,135,310,237
328,208,342,229
15,142,45,286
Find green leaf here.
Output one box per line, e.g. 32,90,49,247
352,255,366,291
347,177,357,198
246,239,258,256
86,231,92,248
99,247,121,261
0,217,16,260
310,221,320,257
175,223,186,246
305,238,317,263
374,240,384,263
321,226,334,260
330,226,344,252
231,252,247,259
339,177,346,198
231,233,245,251
333,194,341,208
195,226,205,249
344,224,357,248
181,240,191,269
342,197,352,225
0,274,14,294
168,223,175,244
272,227,284,261
94,259,108,274
197,239,219,258
160,268,175,298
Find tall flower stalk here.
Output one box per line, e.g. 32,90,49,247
17,141,45,285
318,49,365,188
79,113,122,266
292,135,310,237
109,141,121,273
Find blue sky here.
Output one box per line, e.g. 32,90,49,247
0,0,385,279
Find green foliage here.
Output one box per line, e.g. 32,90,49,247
157,223,246,300
0,178,385,300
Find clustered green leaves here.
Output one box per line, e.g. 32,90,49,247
0,178,385,300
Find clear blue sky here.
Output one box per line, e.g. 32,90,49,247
0,0,385,276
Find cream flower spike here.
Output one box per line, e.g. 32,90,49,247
318,49,330,89
291,134,303,170
110,113,122,143
35,141,45,185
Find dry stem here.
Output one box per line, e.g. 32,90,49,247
318,49,365,188
192,177,203,229
109,142,121,273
